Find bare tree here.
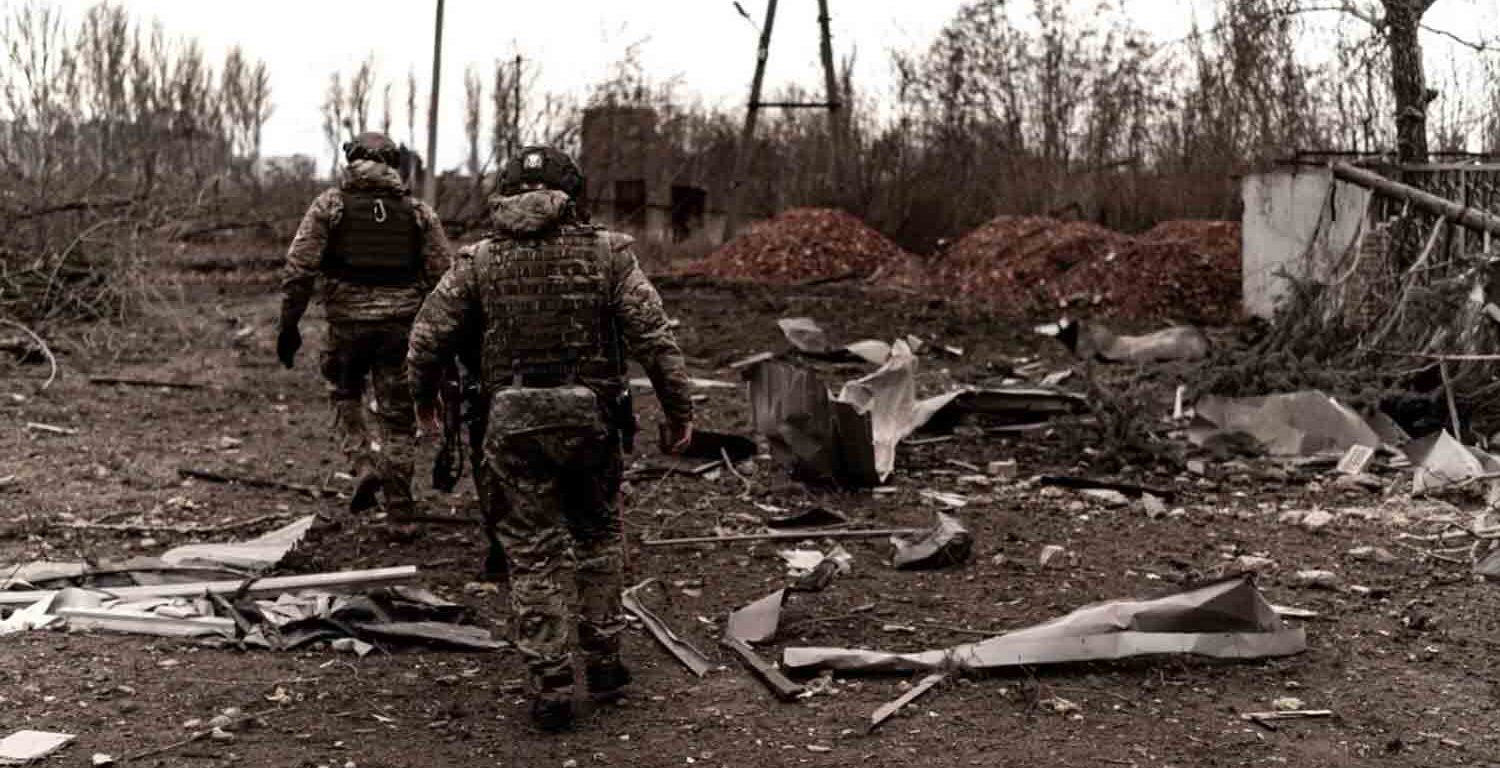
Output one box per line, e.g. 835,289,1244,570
464,65,482,179
346,56,375,135
321,72,345,175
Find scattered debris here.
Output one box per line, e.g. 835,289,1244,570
779,546,852,589
0,565,418,606
891,513,973,570
160,514,316,572
782,577,1306,673
24,421,77,436
777,317,890,364
1041,318,1210,364
746,344,1088,485
1241,709,1333,731
1347,546,1396,564
1336,444,1376,475
918,489,969,508
1038,475,1177,501
1039,545,1067,568
1300,509,1335,532
0,730,74,764
1233,555,1277,574
58,607,235,639
621,579,713,677
766,507,848,529
1273,696,1306,711
869,672,947,732
643,525,919,547
1406,430,1496,494
726,589,786,644
722,635,803,701
630,377,740,391
1190,391,1380,457
987,460,1018,479
1475,549,1500,580
1291,570,1341,590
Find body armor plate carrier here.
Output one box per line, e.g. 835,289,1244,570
323,191,423,285
484,227,612,384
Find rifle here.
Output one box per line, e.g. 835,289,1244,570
431,360,466,492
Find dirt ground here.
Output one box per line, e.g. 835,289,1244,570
2,250,1499,768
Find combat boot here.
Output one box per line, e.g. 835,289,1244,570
585,658,632,703
383,502,421,542
530,673,576,733
349,470,382,513
481,541,510,581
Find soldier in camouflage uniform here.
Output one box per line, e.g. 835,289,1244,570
278,132,452,523
408,146,694,731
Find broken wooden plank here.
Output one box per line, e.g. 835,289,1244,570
88,376,205,390
24,422,77,435
621,579,713,677
721,635,804,701
869,672,947,732
57,608,235,639
178,467,332,498
0,565,418,606
1241,709,1333,731
643,528,921,547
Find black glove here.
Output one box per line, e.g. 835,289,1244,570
276,325,302,369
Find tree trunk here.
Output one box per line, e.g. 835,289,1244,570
1383,0,1430,164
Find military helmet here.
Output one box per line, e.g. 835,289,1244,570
499,145,585,200
343,131,403,168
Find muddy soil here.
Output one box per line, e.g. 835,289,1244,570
2,256,1498,768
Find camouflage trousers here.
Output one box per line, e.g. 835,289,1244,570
480,398,625,693
320,319,417,512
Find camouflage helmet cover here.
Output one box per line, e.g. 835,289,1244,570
343,132,403,167
499,145,585,199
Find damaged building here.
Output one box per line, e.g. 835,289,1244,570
579,105,729,246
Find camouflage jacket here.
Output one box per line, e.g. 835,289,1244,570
280,160,452,324
408,190,694,428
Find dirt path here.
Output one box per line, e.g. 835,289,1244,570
1,266,1497,767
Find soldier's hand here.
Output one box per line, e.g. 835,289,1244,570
663,419,693,455
276,325,301,369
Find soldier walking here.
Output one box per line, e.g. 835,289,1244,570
407,146,694,731
278,132,452,526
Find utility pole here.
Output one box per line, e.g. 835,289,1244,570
722,0,779,242
816,0,843,190
423,0,445,206
513,54,523,156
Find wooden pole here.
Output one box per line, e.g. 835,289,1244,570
816,0,843,188
423,0,445,206
512,54,522,156
722,0,779,242
1331,162,1500,237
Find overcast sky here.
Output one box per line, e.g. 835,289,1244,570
91,0,1498,171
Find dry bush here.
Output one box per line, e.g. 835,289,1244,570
0,1,287,350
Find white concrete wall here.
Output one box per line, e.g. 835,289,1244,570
1241,167,1371,318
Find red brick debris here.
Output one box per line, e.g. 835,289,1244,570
685,208,1242,324
684,207,911,283
882,216,1242,324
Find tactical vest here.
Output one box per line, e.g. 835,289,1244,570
323,191,423,285
481,226,614,384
